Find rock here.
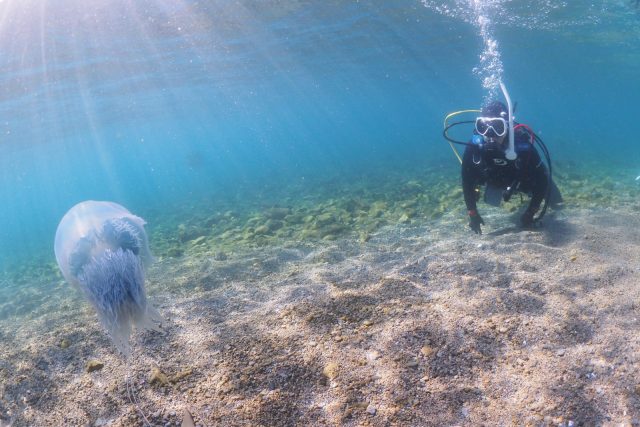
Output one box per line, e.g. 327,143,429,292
167,247,184,257
254,225,270,235
59,338,71,349
264,207,291,220
86,360,104,373
213,251,227,261
362,320,373,327
265,219,284,231
323,362,339,380
315,212,336,227
366,404,377,415
556,349,565,357
369,201,388,218
177,224,204,243
190,236,206,246
150,367,169,386
420,346,434,357
366,351,381,361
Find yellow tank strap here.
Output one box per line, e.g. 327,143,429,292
443,109,481,164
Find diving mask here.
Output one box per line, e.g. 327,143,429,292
475,117,507,137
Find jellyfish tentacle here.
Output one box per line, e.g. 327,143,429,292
101,217,143,255
77,248,149,356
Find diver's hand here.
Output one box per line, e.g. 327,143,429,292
468,210,484,234
520,209,536,228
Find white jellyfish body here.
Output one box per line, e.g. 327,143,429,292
55,201,162,356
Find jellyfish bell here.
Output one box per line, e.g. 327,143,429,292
54,201,162,356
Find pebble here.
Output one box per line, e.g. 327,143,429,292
85,360,104,373
406,360,418,368
323,363,339,380
420,346,434,357
556,349,566,357
366,351,381,361
366,404,377,415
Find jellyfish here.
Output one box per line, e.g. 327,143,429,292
54,201,162,355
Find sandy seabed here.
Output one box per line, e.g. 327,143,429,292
2,204,640,426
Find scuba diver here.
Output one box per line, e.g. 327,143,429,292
443,83,562,234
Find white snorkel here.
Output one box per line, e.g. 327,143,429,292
499,81,517,160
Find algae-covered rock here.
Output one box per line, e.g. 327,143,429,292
315,212,337,227
264,207,291,220
190,236,206,246
149,367,169,385
265,219,283,232
204,213,223,226
343,198,368,213
254,225,270,235
166,247,184,257
178,224,205,243
403,180,423,194
369,201,387,218
323,362,339,380
213,251,228,261
359,232,371,243
170,367,193,384
321,223,347,236
86,360,104,373
284,213,304,224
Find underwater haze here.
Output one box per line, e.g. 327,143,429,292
2,0,640,424
0,0,638,271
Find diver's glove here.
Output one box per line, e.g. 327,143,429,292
520,209,536,228
468,210,484,234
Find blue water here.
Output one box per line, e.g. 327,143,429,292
1,0,639,274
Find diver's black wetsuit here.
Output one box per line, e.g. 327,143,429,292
462,128,548,215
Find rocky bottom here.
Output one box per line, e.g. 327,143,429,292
2,205,640,426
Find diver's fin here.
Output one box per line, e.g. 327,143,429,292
548,178,563,207
182,409,195,427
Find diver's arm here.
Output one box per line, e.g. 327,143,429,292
461,145,480,212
